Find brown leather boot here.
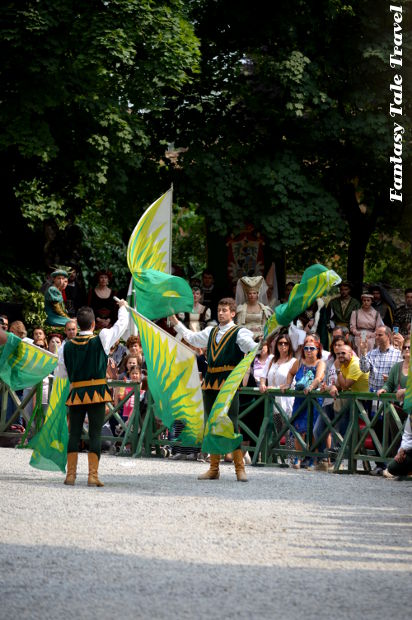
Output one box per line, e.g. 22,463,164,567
64,452,78,485
233,449,248,482
198,454,220,479
87,453,104,487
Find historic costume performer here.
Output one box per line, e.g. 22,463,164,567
235,276,273,340
56,300,128,486
169,297,257,482
327,281,360,331
44,269,71,327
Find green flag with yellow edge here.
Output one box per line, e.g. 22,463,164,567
29,377,70,473
132,268,193,320
0,332,57,390
264,264,341,338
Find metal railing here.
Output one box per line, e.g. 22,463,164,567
1,380,408,473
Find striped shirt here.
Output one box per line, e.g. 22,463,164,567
359,346,402,392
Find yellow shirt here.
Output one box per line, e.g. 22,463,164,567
341,356,369,392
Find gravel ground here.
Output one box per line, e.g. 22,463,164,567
0,447,411,620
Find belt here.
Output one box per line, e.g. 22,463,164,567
71,378,107,388
207,365,236,373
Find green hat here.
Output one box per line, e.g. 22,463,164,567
51,269,68,278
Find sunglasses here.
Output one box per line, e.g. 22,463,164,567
303,346,317,351
278,341,288,346
402,346,410,351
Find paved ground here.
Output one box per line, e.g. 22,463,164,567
0,447,411,620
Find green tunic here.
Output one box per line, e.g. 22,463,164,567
63,334,112,406
44,286,70,326
203,325,244,390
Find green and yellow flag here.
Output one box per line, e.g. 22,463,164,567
127,188,172,274
132,268,193,320
0,332,57,390
131,308,204,447
202,346,259,455
264,264,341,338
127,188,192,319
29,377,70,473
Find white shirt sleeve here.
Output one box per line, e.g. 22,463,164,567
236,327,258,354
99,305,129,354
55,341,68,379
173,321,213,348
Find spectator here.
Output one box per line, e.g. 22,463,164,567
32,326,47,345
44,269,71,326
381,339,412,479
280,281,295,303
235,275,273,340
64,320,78,341
48,333,63,354
87,270,118,330
259,334,297,462
200,269,226,322
181,285,212,332
393,288,412,337
328,281,360,331
281,336,325,470
350,292,383,354
359,326,402,475
314,335,347,471
0,314,9,331
118,354,141,380
65,265,86,318
9,320,31,342
370,284,395,328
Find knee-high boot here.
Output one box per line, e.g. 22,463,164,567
64,452,78,486
198,454,220,480
87,453,104,487
233,448,248,482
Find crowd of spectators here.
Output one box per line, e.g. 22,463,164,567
1,270,411,478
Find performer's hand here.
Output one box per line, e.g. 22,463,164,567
168,315,178,326
116,298,127,308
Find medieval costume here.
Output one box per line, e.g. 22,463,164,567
44,269,71,327
56,304,128,486
235,276,273,340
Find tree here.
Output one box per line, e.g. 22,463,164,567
0,0,200,280
158,0,412,294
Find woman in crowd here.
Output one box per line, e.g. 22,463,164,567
350,292,383,354
281,336,325,469
47,333,63,354
313,335,346,471
259,333,297,461
181,285,212,332
235,275,273,340
87,270,118,330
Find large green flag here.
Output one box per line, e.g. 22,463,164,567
29,377,70,473
132,268,193,320
0,332,57,390
202,346,259,455
264,264,341,338
131,308,204,446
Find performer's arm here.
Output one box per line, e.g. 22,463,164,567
99,302,128,354
236,327,258,354
169,314,212,348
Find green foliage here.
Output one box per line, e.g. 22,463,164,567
75,206,129,291
364,232,412,289
172,203,207,278
0,283,47,332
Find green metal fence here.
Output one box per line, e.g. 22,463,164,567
0,380,408,473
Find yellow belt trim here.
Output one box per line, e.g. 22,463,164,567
207,365,235,373
71,378,107,388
